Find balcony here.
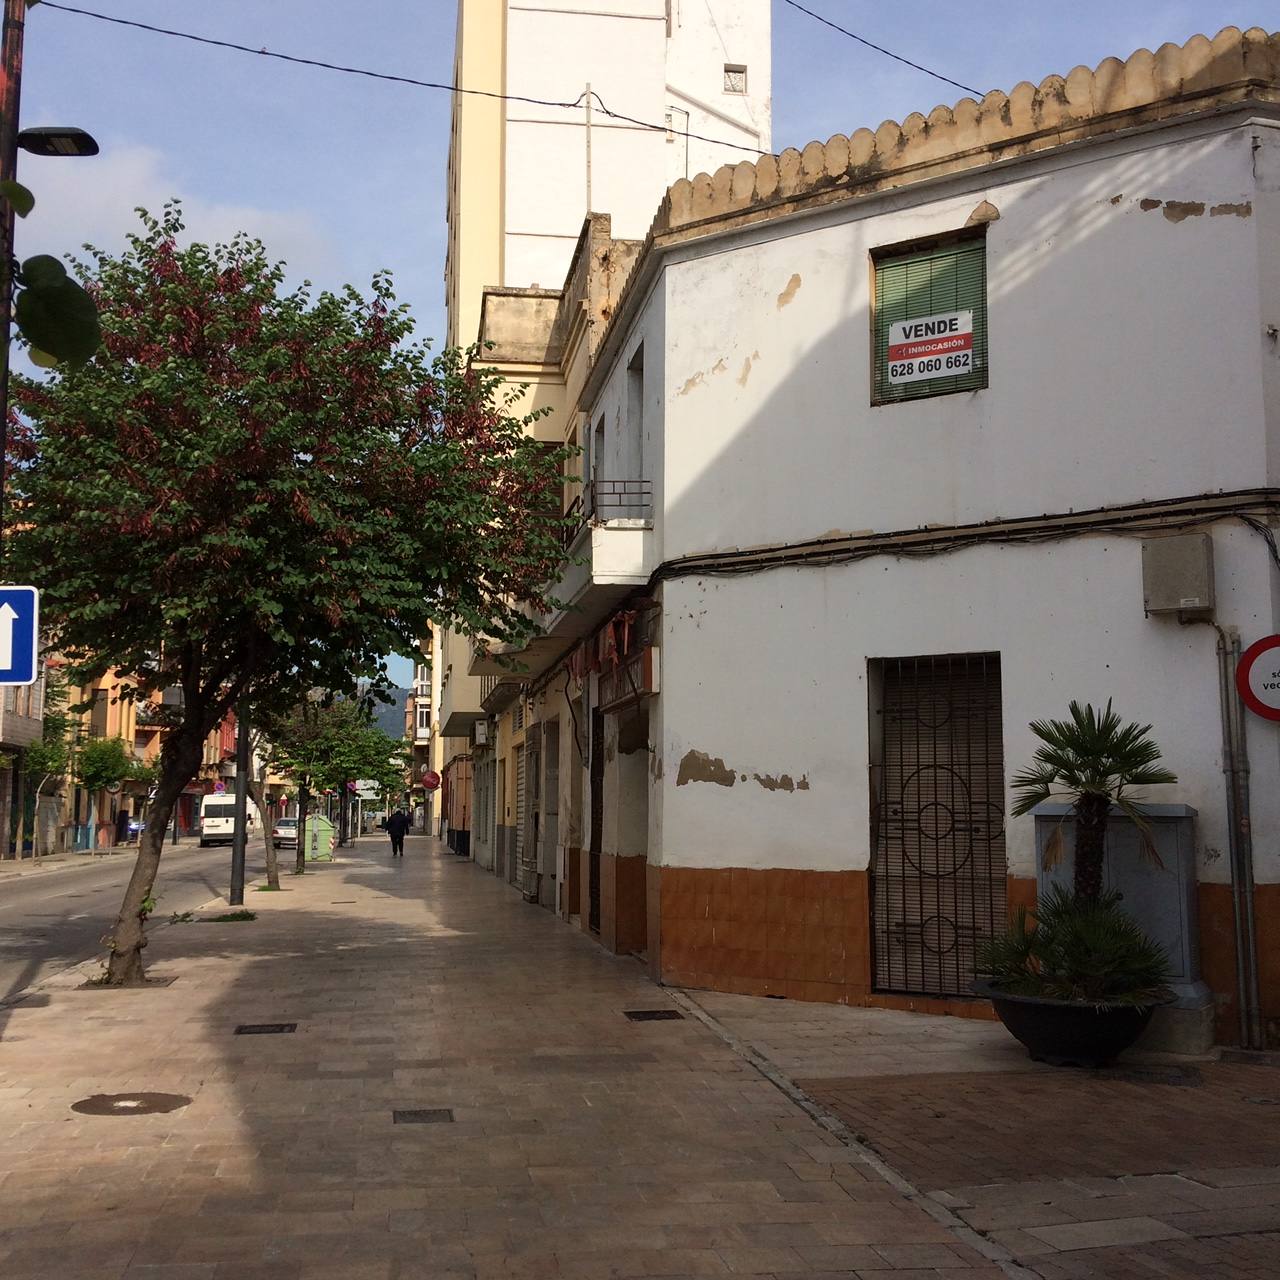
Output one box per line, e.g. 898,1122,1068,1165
542,477,654,643
479,673,522,715
466,479,655,684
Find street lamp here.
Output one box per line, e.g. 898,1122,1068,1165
16,126,99,158
0,0,101,539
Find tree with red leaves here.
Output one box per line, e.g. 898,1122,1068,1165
5,204,571,983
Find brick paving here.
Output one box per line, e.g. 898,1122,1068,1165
797,1065,1280,1188
0,836,1006,1280
689,995,1280,1280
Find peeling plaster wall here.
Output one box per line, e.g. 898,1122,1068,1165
656,527,1280,887
656,121,1265,559
568,102,1280,891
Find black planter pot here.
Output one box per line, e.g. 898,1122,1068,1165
972,979,1158,1068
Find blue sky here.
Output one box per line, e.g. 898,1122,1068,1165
21,1,1248,686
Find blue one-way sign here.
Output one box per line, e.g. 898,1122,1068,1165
0,586,39,686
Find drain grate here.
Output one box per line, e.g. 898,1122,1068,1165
72,1092,191,1116
624,1009,683,1022
234,1023,296,1035
393,1108,453,1124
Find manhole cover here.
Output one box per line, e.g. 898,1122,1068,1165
234,1023,296,1035
624,1009,683,1022
393,1109,453,1124
72,1092,191,1116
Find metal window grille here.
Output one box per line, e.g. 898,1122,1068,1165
871,653,1007,997
873,236,988,404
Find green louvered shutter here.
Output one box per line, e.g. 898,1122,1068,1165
873,237,988,404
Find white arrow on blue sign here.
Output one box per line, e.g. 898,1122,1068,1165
0,586,40,686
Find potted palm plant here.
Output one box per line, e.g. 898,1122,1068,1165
975,700,1177,1067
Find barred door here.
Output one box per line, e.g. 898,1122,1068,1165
872,654,1007,996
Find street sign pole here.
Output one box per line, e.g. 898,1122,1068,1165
229,702,249,906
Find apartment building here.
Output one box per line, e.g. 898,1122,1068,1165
459,26,1280,1050
440,0,772,864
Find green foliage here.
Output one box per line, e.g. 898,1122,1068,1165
267,698,407,795
26,668,73,783
1011,700,1177,820
0,179,34,218
14,254,101,368
978,885,1174,1008
73,736,140,793
6,203,573,741
205,910,256,923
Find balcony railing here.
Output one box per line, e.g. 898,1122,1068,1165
561,478,652,549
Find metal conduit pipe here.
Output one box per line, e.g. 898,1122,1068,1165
1229,631,1264,1049
1209,625,1252,1048
1198,621,1264,1049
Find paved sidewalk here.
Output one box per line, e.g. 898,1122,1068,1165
688,993,1280,1279
0,836,1007,1280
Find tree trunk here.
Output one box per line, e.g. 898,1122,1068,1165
104,727,204,986
248,778,279,889
295,784,309,875
1073,792,1110,903
33,775,52,861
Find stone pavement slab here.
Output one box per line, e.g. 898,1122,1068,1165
688,991,1280,1279
0,837,1004,1279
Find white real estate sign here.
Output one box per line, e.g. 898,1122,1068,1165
887,309,974,384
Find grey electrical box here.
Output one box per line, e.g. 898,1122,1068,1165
1141,533,1214,616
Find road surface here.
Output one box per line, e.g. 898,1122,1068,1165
0,842,272,1002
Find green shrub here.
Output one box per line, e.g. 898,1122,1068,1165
979,885,1173,1008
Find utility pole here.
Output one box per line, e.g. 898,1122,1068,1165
229,703,248,905
0,0,26,538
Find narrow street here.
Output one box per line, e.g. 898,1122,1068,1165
0,842,270,1004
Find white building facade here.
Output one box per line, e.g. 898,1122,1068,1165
493,27,1280,1050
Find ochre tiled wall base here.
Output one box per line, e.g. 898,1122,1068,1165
658,865,996,1019
1199,882,1280,1047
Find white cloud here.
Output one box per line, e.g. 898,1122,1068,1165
15,143,340,283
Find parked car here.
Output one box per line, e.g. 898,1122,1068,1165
127,816,146,838
272,817,299,850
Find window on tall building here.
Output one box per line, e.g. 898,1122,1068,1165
872,234,988,405
723,64,747,94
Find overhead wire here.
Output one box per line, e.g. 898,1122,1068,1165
780,0,980,97
39,2,771,157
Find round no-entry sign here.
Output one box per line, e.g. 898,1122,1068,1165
1237,634,1280,721
421,769,441,792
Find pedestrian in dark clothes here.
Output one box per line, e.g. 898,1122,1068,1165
386,809,411,857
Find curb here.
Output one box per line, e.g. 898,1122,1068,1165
667,988,1042,1280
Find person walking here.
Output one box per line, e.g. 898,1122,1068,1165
386,808,411,858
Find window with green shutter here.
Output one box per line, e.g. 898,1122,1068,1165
872,235,988,405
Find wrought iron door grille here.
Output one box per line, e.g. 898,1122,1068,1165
871,653,1006,997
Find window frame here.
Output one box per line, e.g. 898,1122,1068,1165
869,227,989,407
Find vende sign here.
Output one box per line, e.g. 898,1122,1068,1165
1237,634,1280,722
887,309,973,384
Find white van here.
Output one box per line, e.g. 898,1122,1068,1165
198,793,260,847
